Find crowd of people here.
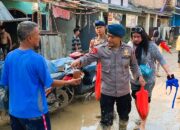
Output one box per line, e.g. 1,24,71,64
0,20,179,130
71,21,179,130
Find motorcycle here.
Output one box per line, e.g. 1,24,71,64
46,71,71,113
45,55,84,113
45,57,75,113
62,52,96,103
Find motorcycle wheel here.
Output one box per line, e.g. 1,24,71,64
55,88,69,109
65,87,75,103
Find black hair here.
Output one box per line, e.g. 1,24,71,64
0,24,5,29
131,26,150,65
152,30,159,37
73,28,80,33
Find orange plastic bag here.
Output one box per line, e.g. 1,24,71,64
136,86,149,120
95,61,102,100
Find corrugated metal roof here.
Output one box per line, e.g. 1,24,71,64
0,1,14,21
109,4,142,14
173,12,180,15
0,1,30,22
108,3,172,16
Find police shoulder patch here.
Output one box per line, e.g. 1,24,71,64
90,48,98,54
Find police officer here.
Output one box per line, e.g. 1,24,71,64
89,20,107,52
71,24,146,130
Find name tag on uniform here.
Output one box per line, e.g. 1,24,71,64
123,49,130,58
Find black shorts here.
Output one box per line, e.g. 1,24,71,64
131,90,151,103
100,93,131,126
10,112,51,130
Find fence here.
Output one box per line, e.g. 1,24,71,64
40,33,67,60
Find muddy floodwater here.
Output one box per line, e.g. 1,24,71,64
0,51,180,130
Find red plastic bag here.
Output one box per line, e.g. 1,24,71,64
69,52,84,59
95,61,102,100
160,41,171,54
136,86,149,120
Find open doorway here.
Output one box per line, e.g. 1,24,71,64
5,9,27,49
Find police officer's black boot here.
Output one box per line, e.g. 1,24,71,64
119,119,128,130
101,124,111,130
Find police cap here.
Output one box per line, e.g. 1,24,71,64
108,24,126,38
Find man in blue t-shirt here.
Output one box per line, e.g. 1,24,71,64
1,21,81,130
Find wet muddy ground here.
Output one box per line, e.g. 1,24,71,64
0,50,180,130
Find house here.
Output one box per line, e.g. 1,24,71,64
1,0,107,58
95,0,173,41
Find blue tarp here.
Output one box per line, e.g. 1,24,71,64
46,57,74,74
171,14,180,26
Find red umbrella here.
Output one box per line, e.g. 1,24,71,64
160,41,171,54
136,86,149,120
95,61,102,100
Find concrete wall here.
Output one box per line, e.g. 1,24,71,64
131,0,164,9
124,0,129,7
102,0,128,7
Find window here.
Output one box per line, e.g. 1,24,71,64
32,12,47,30
104,0,128,6
121,0,123,6
102,0,108,3
177,0,180,7
41,14,47,30
111,0,120,5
